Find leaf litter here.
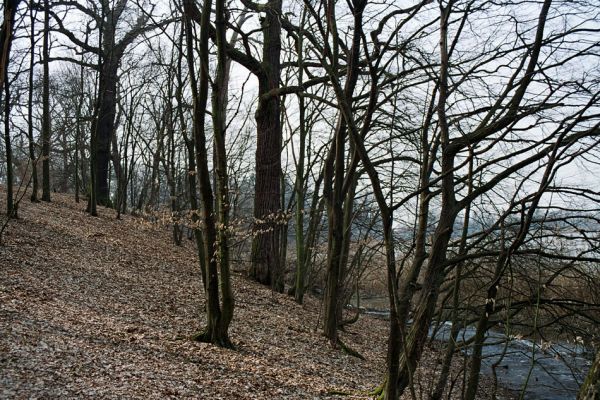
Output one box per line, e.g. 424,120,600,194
0,191,513,399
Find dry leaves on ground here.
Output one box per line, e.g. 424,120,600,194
0,191,513,399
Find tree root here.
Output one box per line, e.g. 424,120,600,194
337,337,366,361
370,381,385,400
191,329,234,349
326,388,352,396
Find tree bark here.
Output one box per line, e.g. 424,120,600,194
3,73,16,218
322,0,365,343
183,0,231,347
0,0,20,217
293,10,308,303
27,5,39,202
579,351,600,400
0,0,21,93
212,0,234,333
249,0,284,292
41,0,51,202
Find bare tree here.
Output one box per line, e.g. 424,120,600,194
50,0,167,207
182,0,233,346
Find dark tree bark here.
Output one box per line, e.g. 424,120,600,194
322,0,365,343
51,0,162,207
1,0,21,218
3,71,16,218
183,0,232,347
249,0,283,292
27,4,39,202
390,1,554,396
293,9,308,304
176,21,207,284
186,0,294,293
94,6,122,207
211,0,234,334
0,0,21,93
41,0,51,201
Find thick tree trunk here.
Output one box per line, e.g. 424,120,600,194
1,0,19,217
95,59,119,206
250,0,283,292
0,0,21,93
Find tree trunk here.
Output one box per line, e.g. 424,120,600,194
250,0,283,292
146,121,164,213
0,0,20,218
579,351,600,400
322,0,365,343
431,153,473,400
27,5,39,203
3,76,16,218
95,56,119,206
212,0,234,333
183,0,231,347
293,15,307,302
0,0,21,93
41,0,51,202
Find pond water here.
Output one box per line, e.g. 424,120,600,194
351,297,593,399
433,322,591,399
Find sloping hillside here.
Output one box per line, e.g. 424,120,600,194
0,191,505,399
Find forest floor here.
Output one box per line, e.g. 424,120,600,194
0,190,514,399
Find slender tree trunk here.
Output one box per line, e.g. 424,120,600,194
323,121,345,342
293,24,307,302
180,10,207,288
212,0,234,334
322,0,365,343
41,0,51,202
87,6,104,217
337,172,358,317
393,4,457,392
27,5,39,202
3,75,16,218
431,153,473,400
278,173,289,280
164,82,181,244
111,122,125,217
146,122,164,212
183,0,231,347
79,108,88,197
